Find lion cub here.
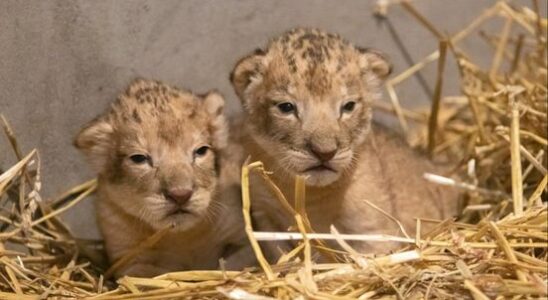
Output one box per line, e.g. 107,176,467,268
230,28,458,258
75,79,250,277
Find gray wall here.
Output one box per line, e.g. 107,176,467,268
0,0,541,238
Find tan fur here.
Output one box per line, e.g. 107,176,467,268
75,79,252,277
231,28,458,259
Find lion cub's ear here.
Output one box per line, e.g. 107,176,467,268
74,117,114,173
203,91,228,149
203,91,225,116
230,48,266,101
357,47,392,80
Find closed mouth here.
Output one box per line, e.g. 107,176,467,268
166,207,192,217
304,164,336,173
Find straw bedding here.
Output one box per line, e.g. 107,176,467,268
0,1,546,299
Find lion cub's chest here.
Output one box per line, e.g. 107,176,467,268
249,174,342,233
149,228,228,270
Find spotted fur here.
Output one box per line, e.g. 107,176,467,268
75,79,252,277
231,28,457,259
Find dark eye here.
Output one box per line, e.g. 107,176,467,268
129,154,149,164
342,101,356,113
194,146,210,157
277,102,295,114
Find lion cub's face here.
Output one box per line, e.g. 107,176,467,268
75,79,227,230
231,28,391,186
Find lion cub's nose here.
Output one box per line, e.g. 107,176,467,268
309,144,337,162
165,188,193,206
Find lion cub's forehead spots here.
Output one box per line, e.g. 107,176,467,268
109,80,211,147
266,28,362,97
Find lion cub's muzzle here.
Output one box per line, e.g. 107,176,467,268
308,143,338,163
163,187,193,206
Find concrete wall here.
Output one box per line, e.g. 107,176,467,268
0,0,542,238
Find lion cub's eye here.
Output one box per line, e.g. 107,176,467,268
129,154,150,164
194,145,210,157
276,102,296,114
342,101,356,113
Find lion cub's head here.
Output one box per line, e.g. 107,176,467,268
75,79,227,230
231,28,391,186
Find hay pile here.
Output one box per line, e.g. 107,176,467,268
0,1,546,299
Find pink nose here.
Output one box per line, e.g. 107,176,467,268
165,188,193,206
309,144,337,162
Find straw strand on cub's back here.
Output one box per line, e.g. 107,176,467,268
74,79,252,277
231,28,458,258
